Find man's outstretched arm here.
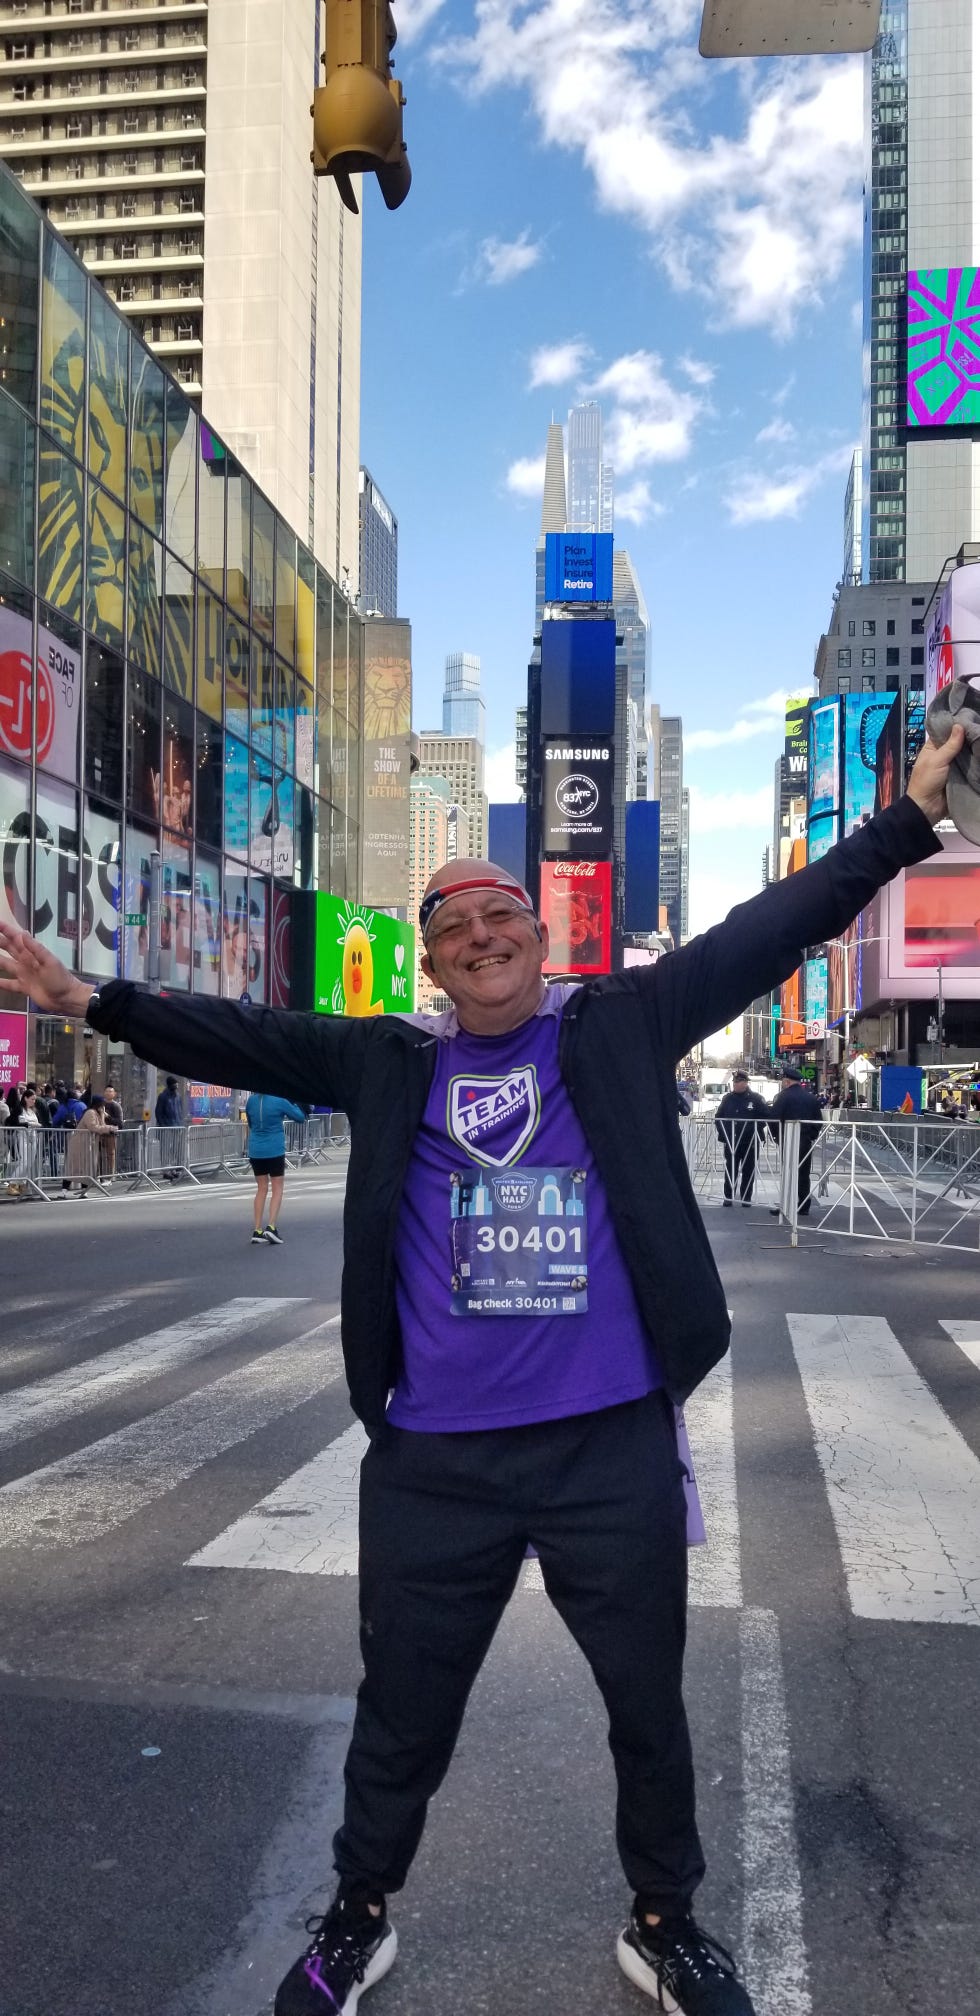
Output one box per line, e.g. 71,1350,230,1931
0,927,365,1111
632,727,966,1064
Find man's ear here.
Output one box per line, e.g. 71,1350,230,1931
420,949,435,984
537,920,549,963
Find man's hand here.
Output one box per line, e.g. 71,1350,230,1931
0,923,93,1016
907,722,966,826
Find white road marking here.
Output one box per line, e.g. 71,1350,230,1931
188,1414,366,1575
939,1319,980,1374
740,1607,811,2016
787,1312,980,1625
0,1320,343,1549
0,1298,307,1454
685,1354,742,1609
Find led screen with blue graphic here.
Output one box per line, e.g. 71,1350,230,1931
544,532,614,604
539,619,616,735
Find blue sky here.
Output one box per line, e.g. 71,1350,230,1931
357,0,867,936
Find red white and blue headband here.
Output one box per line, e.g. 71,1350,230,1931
419,875,536,943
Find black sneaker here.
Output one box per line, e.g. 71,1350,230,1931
274,1890,397,2015
617,1907,756,2013
251,1229,267,1245
264,1222,284,1245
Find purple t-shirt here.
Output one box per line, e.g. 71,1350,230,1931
388,991,662,1432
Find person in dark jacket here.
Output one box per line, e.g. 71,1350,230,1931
154,1075,183,1182
0,728,964,2016
714,1071,770,1206
768,1067,823,1218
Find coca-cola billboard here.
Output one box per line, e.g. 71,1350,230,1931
540,861,611,975
542,738,613,858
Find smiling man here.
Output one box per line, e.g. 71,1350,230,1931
0,730,963,2016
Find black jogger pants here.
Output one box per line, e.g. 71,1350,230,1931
332,1389,705,1916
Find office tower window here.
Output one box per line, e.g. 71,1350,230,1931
886,647,900,666
838,648,851,669
862,648,875,667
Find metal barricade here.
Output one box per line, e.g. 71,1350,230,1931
0,1123,47,1200
680,1115,785,1213
144,1123,192,1186
806,1114,980,1251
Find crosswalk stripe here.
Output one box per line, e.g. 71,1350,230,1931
686,1355,742,1609
188,1415,367,1575
787,1313,980,1626
0,1319,344,1550
938,1319,980,1373
0,1298,307,1455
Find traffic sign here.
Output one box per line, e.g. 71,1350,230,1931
125,912,146,927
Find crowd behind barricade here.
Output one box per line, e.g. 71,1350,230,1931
0,1074,348,1202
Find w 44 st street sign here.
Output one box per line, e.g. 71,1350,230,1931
700,0,880,56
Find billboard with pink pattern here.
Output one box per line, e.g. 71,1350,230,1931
907,266,980,427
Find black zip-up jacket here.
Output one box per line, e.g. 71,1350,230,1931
714,1089,770,1146
89,797,940,1430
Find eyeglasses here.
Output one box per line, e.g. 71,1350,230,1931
425,899,538,954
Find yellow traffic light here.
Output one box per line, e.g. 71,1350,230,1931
312,0,411,215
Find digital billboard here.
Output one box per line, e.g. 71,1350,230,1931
907,266,980,429
540,861,611,975
542,739,613,858
879,835,980,1000
543,532,614,604
314,895,415,1016
807,815,837,865
843,695,893,837
539,619,616,736
925,563,980,711
804,957,828,1040
784,695,809,789
808,699,840,822
361,619,412,912
778,966,806,1050
828,918,862,1027
624,798,661,934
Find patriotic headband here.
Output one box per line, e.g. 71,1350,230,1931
419,876,536,942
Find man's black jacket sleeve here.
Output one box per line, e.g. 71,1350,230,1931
87,980,373,1112
626,796,943,1064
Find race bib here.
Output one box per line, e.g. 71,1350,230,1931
449,1164,588,1316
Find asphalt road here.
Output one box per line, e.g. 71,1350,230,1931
1,1170,978,2016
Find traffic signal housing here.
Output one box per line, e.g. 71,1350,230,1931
312,0,411,215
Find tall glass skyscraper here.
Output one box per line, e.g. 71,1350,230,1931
862,1,909,582
442,652,486,743
613,549,650,799
567,401,614,534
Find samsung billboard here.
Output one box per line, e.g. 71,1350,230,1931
542,739,613,858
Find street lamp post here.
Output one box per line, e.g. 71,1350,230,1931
937,962,945,1064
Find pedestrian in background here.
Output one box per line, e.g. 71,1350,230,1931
769,1067,823,1219
714,1070,770,1207
100,1082,124,1180
62,1093,111,1197
154,1075,183,1183
244,1091,307,1245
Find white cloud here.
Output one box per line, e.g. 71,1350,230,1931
684,688,789,752
439,4,864,334
725,444,854,526
679,355,715,387
529,339,590,387
589,349,707,469
687,784,774,834
393,0,448,41
505,454,546,498
485,743,523,803
756,417,796,445
473,230,543,286
617,479,659,524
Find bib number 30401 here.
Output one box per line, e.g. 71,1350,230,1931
449,1164,588,1316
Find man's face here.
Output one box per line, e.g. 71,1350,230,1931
421,889,549,1033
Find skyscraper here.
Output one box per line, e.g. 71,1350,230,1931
442,653,486,743
613,549,650,798
359,468,398,617
656,715,685,948
1,0,362,578
863,0,980,584
844,451,863,586
535,419,567,628
567,400,614,534
415,732,487,858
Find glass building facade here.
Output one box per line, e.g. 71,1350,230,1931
0,164,362,1083
862,2,909,582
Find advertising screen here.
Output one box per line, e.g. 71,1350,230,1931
807,817,837,864
808,699,840,823
828,918,862,1027
784,695,810,789
874,693,903,814
907,266,980,429
187,1083,234,1120
904,860,980,970
539,619,616,736
542,738,613,858
843,694,893,837
925,563,980,711
624,798,661,933
0,1011,28,1085
314,894,415,1016
540,862,611,975
361,619,412,911
0,603,81,780
778,966,806,1050
543,532,614,604
804,957,828,1039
